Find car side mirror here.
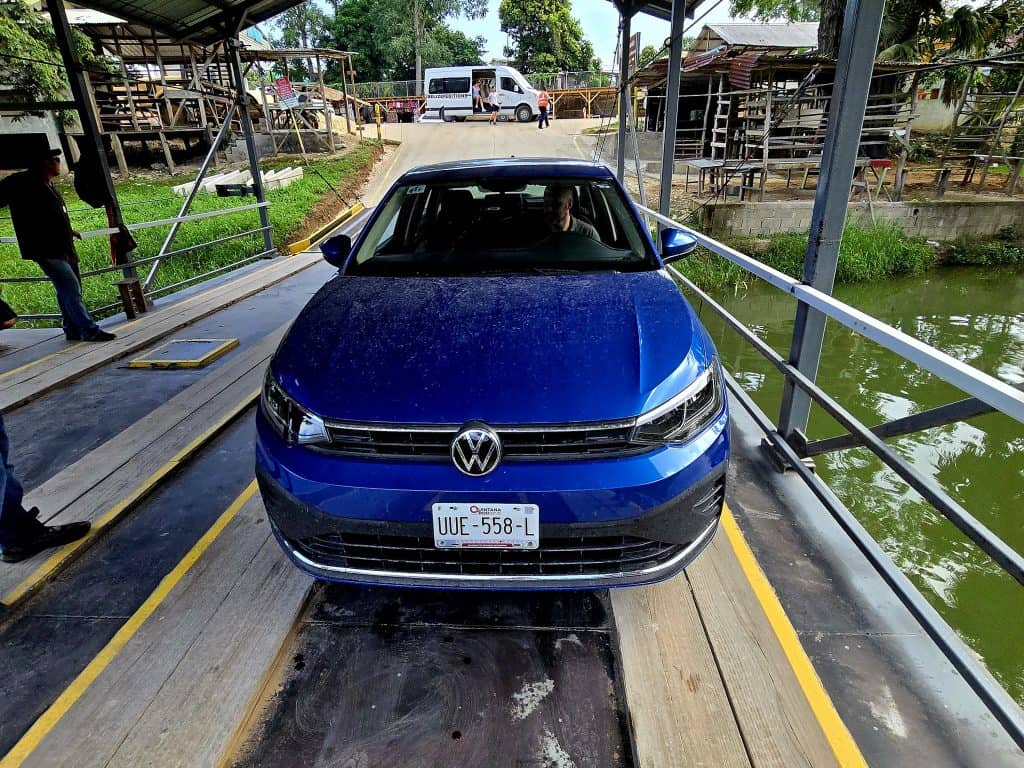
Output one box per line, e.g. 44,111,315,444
660,228,698,262
321,234,351,268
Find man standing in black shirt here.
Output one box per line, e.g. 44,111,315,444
0,148,115,342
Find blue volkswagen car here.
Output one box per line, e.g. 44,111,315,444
256,159,729,589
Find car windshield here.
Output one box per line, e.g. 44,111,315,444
345,176,658,276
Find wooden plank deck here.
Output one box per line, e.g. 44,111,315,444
613,516,843,768
2,498,850,768
0,250,321,413
0,324,286,609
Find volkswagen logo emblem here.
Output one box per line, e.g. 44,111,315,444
451,422,502,477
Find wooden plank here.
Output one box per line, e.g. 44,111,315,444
686,532,840,768
611,573,751,768
0,326,287,606
0,252,320,412
21,497,311,768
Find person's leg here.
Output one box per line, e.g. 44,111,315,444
0,413,43,551
0,412,89,562
36,258,101,340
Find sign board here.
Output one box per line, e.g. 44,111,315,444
275,76,299,109
628,32,641,75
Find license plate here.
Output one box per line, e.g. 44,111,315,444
431,503,540,549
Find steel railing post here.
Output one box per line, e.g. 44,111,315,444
616,6,632,183
658,0,686,225
226,36,274,256
142,107,236,291
777,0,887,441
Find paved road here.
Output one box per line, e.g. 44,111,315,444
363,118,607,204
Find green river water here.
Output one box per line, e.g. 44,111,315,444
701,265,1024,705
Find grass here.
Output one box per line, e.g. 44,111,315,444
0,142,381,320
945,227,1024,267
582,122,618,135
673,221,937,291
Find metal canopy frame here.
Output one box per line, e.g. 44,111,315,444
622,0,1024,747
63,0,309,44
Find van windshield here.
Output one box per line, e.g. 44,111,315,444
346,177,658,277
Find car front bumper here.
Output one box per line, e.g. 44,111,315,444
255,407,729,590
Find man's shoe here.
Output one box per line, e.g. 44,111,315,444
0,521,90,564
65,333,81,341
83,330,116,342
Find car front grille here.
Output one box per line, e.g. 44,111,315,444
289,532,687,577
322,421,647,460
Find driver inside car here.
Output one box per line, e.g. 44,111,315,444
543,184,601,242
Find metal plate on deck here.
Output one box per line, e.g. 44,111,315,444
128,338,239,370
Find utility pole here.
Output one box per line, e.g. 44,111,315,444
414,0,423,96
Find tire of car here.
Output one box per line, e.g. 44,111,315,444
440,107,453,123
515,104,533,123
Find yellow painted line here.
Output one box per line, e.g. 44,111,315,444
1,388,261,608
286,201,366,255
127,338,240,370
572,134,588,160
0,479,258,768
0,256,290,385
0,345,81,382
721,504,869,768
367,144,405,204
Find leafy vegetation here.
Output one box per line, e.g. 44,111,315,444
0,0,110,124
275,0,485,84
946,227,1024,266
730,0,1022,60
673,222,936,291
0,143,380,321
498,0,598,73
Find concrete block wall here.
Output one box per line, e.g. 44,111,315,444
702,200,1024,241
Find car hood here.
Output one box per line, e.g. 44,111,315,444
272,270,713,424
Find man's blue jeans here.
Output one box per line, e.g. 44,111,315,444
0,413,40,549
36,258,100,339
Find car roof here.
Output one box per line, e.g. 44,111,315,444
398,158,615,184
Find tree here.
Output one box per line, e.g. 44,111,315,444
637,37,695,70
274,2,331,80
499,0,598,73
0,0,108,124
325,0,485,83
731,0,1019,59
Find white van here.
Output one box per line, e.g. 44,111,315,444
423,65,542,123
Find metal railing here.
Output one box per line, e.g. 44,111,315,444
635,203,1024,748
0,206,273,321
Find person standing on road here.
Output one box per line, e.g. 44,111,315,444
489,85,502,124
0,148,115,343
537,89,551,129
0,300,90,564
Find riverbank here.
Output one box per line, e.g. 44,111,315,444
0,141,382,319
676,222,1024,292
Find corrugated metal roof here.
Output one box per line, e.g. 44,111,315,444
729,50,766,89
64,0,305,44
705,23,819,49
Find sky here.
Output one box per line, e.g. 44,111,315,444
448,0,745,70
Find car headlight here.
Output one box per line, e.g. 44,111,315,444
633,364,723,444
261,370,329,445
